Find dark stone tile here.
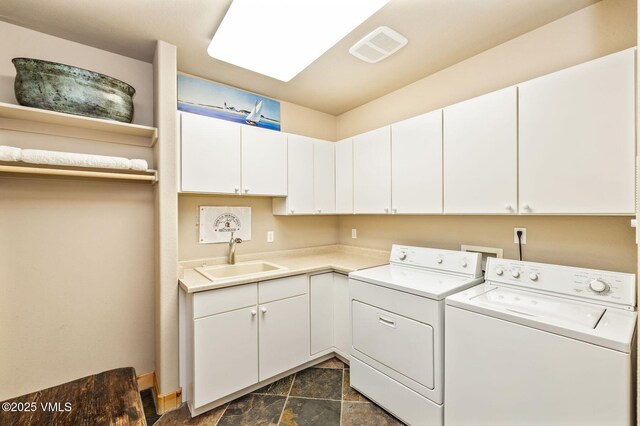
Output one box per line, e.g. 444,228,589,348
251,374,295,396
218,394,286,426
314,357,346,369
341,402,404,426
289,368,342,400
140,388,161,425
156,402,227,425
342,370,368,402
280,397,341,426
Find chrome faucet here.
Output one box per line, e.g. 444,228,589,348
228,231,243,265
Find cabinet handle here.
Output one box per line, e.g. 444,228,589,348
261,307,267,314
250,309,257,316
522,204,531,211
392,208,397,214
317,208,322,213
504,204,512,211
384,207,389,213
234,187,239,194
290,209,295,214
244,188,249,194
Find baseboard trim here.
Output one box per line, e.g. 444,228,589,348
136,372,155,391
153,373,182,414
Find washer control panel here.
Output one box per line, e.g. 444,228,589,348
486,258,636,309
390,244,482,278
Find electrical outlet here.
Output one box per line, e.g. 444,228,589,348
267,231,274,243
514,228,527,244
352,229,357,239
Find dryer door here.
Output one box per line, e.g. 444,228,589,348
352,300,434,389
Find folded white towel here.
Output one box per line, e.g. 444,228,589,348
0,145,22,162
21,149,132,170
130,159,148,171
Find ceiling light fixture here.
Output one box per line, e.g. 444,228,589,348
208,0,390,82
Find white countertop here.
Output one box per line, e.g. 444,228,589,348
179,245,389,293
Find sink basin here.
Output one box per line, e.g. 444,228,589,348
195,261,286,281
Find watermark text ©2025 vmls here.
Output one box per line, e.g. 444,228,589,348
2,401,72,412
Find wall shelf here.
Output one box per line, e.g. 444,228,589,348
0,102,158,147
0,162,157,184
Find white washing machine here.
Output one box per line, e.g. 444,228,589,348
445,257,637,426
348,244,483,425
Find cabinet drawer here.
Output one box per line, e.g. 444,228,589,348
259,275,308,303
193,283,257,319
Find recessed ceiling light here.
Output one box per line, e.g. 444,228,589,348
208,0,390,82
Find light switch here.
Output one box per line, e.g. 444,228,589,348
267,231,274,243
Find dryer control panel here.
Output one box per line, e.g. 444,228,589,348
390,244,482,278
485,258,636,310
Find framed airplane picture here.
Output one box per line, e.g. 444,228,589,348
177,73,281,131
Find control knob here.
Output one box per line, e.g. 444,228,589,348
436,258,443,264
399,251,408,261
589,279,609,294
529,273,538,281
495,268,504,276
511,270,520,278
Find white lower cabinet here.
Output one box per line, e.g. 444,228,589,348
309,272,351,358
310,273,335,355
186,275,311,414
193,307,258,408
333,273,351,357
259,294,309,380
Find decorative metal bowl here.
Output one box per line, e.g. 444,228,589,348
12,58,135,123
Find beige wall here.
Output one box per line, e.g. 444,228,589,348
0,178,155,401
336,0,637,275
0,21,154,126
0,23,157,400
337,0,636,139
179,195,338,261
339,215,636,273
280,101,336,141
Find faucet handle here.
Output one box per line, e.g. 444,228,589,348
234,238,243,244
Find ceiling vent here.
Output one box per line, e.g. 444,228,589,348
349,26,408,63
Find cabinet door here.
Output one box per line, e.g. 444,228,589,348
519,49,635,214
335,138,353,214
181,112,241,194
333,273,350,357
259,294,310,380
287,135,315,214
193,306,258,408
392,110,443,214
241,126,287,196
353,126,392,214
314,140,336,214
310,273,334,355
443,87,517,214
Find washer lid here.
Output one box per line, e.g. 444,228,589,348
349,264,482,300
471,287,605,329
447,285,637,353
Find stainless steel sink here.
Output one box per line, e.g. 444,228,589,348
195,261,286,281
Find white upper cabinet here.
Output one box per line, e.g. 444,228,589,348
273,136,335,215
180,112,241,194
391,110,443,214
314,140,336,214
353,126,392,214
283,134,315,214
443,87,518,214
335,138,353,214
518,49,635,214
241,126,287,196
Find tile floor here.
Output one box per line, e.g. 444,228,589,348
142,357,405,425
